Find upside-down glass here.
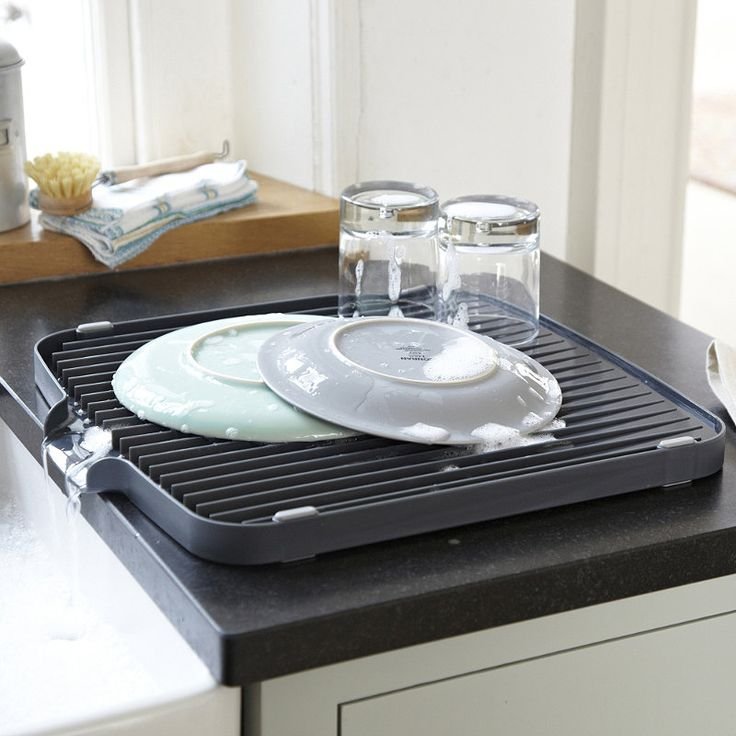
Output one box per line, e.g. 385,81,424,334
437,194,540,346
338,180,439,319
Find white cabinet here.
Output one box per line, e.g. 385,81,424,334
249,574,736,736
341,612,736,735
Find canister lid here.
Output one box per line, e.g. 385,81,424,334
439,194,539,244
0,38,23,70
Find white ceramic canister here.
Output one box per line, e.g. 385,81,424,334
0,38,29,232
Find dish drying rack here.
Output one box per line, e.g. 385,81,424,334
34,296,725,565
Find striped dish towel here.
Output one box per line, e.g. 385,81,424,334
30,160,258,268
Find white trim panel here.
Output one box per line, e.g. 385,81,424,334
569,0,697,314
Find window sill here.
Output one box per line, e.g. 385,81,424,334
0,173,338,285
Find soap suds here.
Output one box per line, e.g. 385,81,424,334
423,336,496,382
401,422,451,443
471,417,565,453
471,422,529,450
544,418,567,431
0,493,157,732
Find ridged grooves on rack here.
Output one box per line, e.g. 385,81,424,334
47,305,710,527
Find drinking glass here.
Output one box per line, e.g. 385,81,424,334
338,180,439,319
438,194,540,346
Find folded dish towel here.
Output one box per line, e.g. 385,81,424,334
706,339,736,426
30,160,258,268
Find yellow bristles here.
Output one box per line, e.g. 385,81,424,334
24,152,100,215
25,152,100,197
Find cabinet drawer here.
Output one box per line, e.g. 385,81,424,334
341,612,736,736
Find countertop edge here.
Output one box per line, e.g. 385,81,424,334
2,389,734,685
220,528,736,683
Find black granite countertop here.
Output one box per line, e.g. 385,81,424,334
1,248,734,686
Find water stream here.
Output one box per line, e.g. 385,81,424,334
41,415,112,639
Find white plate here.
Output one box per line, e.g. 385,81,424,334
112,313,355,442
257,317,562,445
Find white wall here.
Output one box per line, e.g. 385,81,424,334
230,0,576,260
588,0,695,316
125,0,235,163
230,0,317,190
340,0,575,259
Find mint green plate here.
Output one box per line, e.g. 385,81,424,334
112,313,355,442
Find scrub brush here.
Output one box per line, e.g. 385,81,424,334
25,152,100,216
25,141,231,217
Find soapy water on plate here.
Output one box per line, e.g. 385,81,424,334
474,417,566,452
192,323,283,382
470,421,559,452
422,335,497,382
401,423,452,443
401,417,566,451
121,378,217,424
